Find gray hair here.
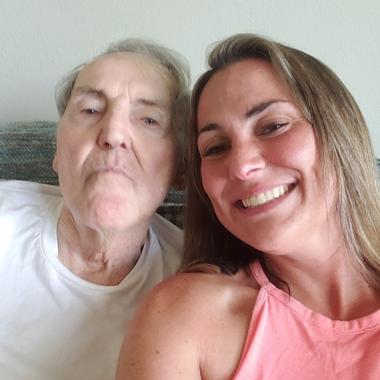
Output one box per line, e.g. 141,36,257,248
55,39,191,179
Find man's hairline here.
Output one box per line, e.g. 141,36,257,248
70,85,172,113
62,51,177,117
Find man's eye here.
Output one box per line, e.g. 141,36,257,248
260,122,288,135
143,117,158,127
82,108,98,115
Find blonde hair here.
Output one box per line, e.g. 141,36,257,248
184,34,380,287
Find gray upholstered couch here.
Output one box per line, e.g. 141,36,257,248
0,121,184,227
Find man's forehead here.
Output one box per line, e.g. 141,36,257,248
72,52,174,104
76,52,166,84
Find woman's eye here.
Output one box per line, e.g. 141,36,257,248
260,122,288,135
203,143,229,157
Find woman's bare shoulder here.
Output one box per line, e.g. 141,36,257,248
148,267,259,315
116,267,260,379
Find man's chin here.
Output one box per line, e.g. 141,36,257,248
85,196,136,230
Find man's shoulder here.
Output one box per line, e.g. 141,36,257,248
0,180,61,199
150,212,183,248
0,180,62,224
0,180,62,221
149,213,184,275
151,213,183,238
0,180,61,214
0,181,62,259
0,180,62,215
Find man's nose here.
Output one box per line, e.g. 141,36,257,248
228,143,265,180
97,112,131,150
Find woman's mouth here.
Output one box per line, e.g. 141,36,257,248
241,184,295,208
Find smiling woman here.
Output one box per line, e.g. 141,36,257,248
184,35,380,281
116,34,380,380
196,59,322,256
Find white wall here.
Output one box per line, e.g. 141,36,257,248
1,0,379,154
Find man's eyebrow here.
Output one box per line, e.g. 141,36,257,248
71,86,105,98
134,98,170,112
198,99,290,136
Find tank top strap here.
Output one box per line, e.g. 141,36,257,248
250,260,271,287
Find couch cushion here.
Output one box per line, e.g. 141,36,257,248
0,121,58,184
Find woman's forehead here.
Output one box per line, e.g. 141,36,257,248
197,59,292,122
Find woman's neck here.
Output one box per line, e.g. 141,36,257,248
265,242,380,320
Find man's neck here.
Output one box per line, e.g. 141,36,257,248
57,206,149,285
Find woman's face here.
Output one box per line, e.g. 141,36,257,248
197,59,336,255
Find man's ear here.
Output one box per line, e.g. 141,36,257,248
52,154,58,174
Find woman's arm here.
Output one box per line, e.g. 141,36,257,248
116,274,205,379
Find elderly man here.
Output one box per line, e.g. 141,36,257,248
0,39,189,379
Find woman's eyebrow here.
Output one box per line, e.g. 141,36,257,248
198,99,290,137
198,123,221,137
245,99,290,118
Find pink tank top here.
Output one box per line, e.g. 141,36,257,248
232,261,380,380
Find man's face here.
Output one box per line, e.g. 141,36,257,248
53,52,176,232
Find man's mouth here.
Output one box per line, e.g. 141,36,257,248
241,184,293,208
96,166,128,176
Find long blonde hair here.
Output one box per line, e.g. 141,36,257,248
183,34,380,287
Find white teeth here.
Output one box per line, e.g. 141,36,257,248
265,190,274,201
257,193,266,205
242,185,290,208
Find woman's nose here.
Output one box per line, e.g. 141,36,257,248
228,143,265,180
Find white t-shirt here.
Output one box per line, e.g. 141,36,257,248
0,180,183,380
